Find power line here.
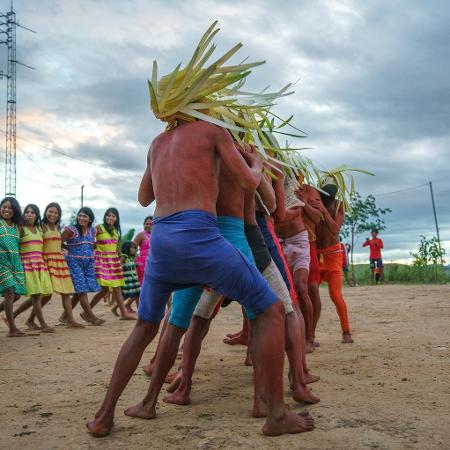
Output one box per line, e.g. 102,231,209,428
17,144,73,200
373,183,428,197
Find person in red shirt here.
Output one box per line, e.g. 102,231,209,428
363,229,384,284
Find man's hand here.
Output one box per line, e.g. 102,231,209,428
239,144,263,172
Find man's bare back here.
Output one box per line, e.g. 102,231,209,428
138,121,261,217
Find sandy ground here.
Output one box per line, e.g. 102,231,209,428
1,284,449,450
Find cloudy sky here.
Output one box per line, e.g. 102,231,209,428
0,0,449,263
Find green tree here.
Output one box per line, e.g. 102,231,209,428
410,235,446,281
341,193,391,284
120,228,135,248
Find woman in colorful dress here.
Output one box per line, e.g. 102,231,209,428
90,208,135,320
19,204,54,333
62,207,103,325
118,240,140,315
0,197,26,337
133,215,152,285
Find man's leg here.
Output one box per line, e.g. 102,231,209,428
326,271,353,343
292,268,314,353
87,319,160,436
251,301,315,435
308,283,321,344
164,315,210,405
124,324,185,419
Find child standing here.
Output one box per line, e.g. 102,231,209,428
62,207,102,325
90,208,135,320
363,229,384,284
119,241,140,314
19,204,54,333
0,197,26,337
134,216,152,285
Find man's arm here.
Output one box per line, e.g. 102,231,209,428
363,240,370,247
215,128,262,192
379,239,384,249
319,201,344,235
257,171,277,214
296,188,322,224
138,146,155,207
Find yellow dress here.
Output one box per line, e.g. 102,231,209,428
94,225,124,288
20,226,53,296
42,226,75,294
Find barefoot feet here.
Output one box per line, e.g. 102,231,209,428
342,332,354,344
87,414,114,438
262,410,315,436
124,402,156,420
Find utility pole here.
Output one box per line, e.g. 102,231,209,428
0,1,35,197
81,185,84,208
429,181,443,265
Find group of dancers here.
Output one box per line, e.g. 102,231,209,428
85,123,354,438
0,197,154,337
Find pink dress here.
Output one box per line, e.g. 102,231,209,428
135,231,150,285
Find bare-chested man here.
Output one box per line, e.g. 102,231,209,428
295,180,323,345
163,170,319,411
87,121,314,437
273,174,315,353
315,184,354,344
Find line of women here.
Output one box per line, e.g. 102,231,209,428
0,196,151,337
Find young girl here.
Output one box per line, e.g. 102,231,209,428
134,216,152,285
41,203,85,328
0,197,26,337
90,208,134,320
118,241,140,315
19,204,54,333
62,207,103,325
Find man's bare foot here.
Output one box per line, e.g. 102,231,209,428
164,371,177,384
244,352,253,366
225,330,241,339
142,362,154,377
166,372,182,393
67,321,86,329
262,410,315,436
25,320,41,330
110,306,119,317
304,372,320,384
163,390,191,406
342,332,354,344
293,385,320,404
119,314,137,321
313,340,320,347
223,331,248,346
86,415,113,438
305,342,315,354
7,329,27,337
41,326,56,333
124,402,156,420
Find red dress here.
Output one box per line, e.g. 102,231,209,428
135,231,150,285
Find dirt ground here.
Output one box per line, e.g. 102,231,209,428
1,284,449,450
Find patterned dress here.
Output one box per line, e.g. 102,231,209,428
42,226,75,294
20,226,53,296
94,225,124,288
135,231,150,285
121,254,140,299
65,225,99,293
0,219,26,295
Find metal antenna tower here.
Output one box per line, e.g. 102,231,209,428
0,1,35,197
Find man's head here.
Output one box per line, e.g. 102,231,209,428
371,229,378,238
319,184,338,207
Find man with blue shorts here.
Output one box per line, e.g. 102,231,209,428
87,120,315,437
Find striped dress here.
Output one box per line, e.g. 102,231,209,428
121,254,140,299
42,226,75,294
0,219,26,295
94,225,124,288
20,226,53,296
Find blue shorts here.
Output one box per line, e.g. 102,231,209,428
138,211,278,324
370,258,383,269
256,212,291,291
169,216,258,329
